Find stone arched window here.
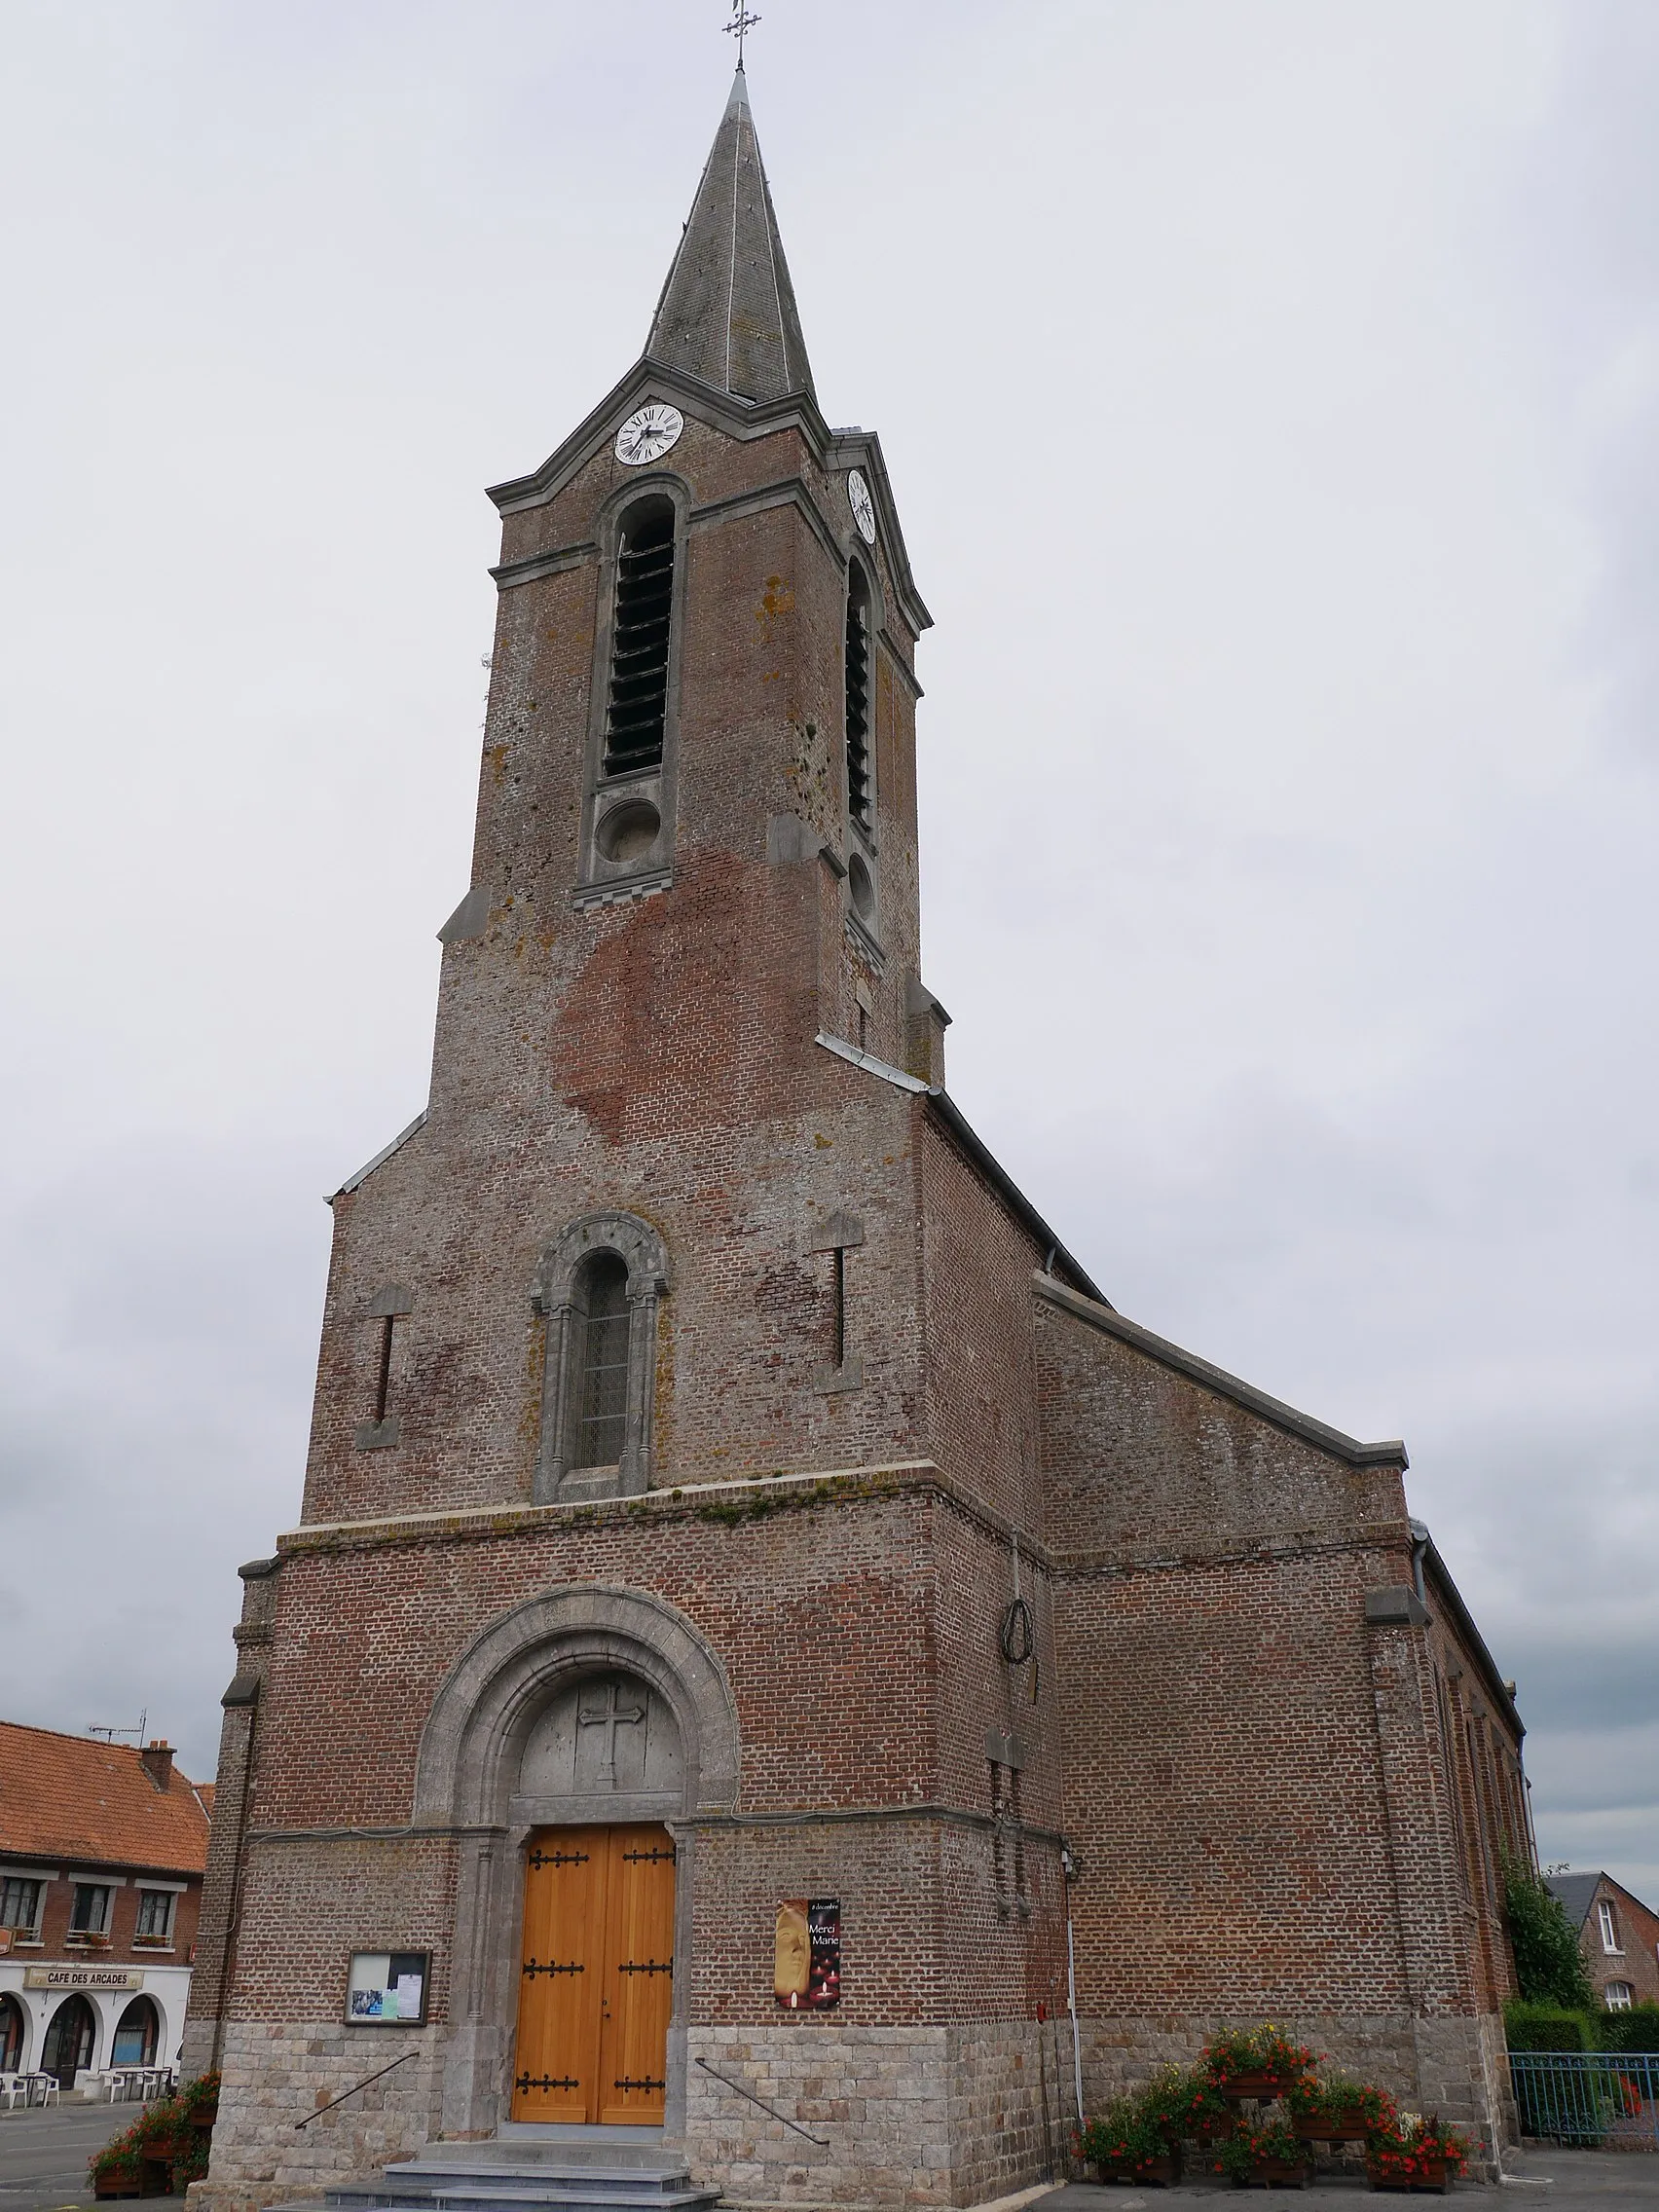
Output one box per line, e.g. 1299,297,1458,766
532,1212,668,1501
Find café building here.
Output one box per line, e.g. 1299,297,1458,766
0,1721,210,2088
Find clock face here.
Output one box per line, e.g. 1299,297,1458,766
615,403,683,467
847,468,877,544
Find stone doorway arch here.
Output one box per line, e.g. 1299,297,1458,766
413,1583,739,2143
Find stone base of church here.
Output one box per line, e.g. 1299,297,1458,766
685,2020,1072,2207
187,2008,1514,2212
187,2018,442,2212
1077,2010,1513,2179
189,2015,1073,2212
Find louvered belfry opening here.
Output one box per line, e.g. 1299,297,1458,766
575,1251,631,1468
845,571,872,830
605,503,676,777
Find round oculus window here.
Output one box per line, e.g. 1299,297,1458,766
596,798,661,864
847,851,876,921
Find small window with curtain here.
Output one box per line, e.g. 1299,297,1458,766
1604,1981,1634,2009
134,1890,176,1943
68,1884,112,1936
0,1877,41,1935
574,1252,631,1470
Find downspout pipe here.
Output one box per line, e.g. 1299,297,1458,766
1408,1517,1430,1604
1060,1846,1085,2130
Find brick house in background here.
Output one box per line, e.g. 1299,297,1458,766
1546,1872,1659,2009
184,64,1530,2212
0,1722,210,2085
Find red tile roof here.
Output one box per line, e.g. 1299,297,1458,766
0,1721,209,1876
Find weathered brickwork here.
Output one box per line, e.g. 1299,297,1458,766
185,72,1528,2212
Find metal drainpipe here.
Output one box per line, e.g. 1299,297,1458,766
1408,1517,1430,1604
1060,1847,1085,2128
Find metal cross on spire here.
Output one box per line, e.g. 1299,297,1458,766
723,0,761,67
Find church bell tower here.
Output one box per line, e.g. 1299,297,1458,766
186,61,1075,2211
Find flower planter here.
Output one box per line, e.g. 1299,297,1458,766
1367,2157,1456,2194
92,2180,143,2201
1095,2154,1182,2187
1233,2157,1311,2189
1218,2074,1291,2101
1295,2110,1376,2143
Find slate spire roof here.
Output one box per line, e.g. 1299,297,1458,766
645,68,815,405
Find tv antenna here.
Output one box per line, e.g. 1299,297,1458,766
724,1,761,67
88,1709,147,1745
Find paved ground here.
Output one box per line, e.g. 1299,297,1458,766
1044,2147,1659,2210
1,2112,1654,2212
0,2103,174,2212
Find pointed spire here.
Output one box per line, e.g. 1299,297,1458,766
645,70,816,405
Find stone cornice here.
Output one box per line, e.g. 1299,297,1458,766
277,1457,1056,1575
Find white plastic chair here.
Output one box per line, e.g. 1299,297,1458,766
0,2074,29,2111
30,2073,59,2108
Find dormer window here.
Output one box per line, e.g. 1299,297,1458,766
845,566,872,833
604,502,676,778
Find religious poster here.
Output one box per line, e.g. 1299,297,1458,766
774,1898,839,2009
346,1949,429,2023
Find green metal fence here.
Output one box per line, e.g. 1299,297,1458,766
1509,2051,1659,2149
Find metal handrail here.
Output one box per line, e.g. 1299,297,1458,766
295,2050,415,2130
694,2056,830,2148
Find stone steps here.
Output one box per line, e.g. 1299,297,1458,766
268,2136,720,2212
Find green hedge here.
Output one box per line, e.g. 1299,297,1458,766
1599,2004,1659,2055
1505,2003,1597,2051
1506,2000,1659,2053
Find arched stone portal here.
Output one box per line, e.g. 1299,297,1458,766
413,1584,739,2142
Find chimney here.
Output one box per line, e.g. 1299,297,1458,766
139,1740,174,1790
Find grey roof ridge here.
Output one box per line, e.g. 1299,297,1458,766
1034,1272,1409,1472
812,1033,1108,1307
330,1109,428,1202
1414,1527,1524,1735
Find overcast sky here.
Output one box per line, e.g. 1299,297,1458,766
2,1,1654,1905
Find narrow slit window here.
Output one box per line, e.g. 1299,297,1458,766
604,507,676,777
845,571,872,831
373,1315,395,1424
575,1252,631,1468
830,1247,846,1369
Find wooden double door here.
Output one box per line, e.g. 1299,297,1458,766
511,1823,676,2125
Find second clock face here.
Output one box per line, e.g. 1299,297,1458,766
848,468,877,544
615,403,683,467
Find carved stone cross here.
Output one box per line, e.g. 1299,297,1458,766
577,1679,647,1777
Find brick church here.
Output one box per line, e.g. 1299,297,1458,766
186,63,1530,2212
